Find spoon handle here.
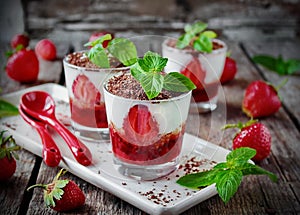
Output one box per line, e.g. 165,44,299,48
35,126,62,167
52,119,92,166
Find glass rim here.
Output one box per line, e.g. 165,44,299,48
162,38,227,55
103,80,192,103
63,50,131,72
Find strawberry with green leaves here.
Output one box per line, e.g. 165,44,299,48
0,130,20,181
242,80,283,118
27,169,85,212
224,119,271,162
10,33,30,49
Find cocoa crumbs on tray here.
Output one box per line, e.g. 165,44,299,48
106,73,182,100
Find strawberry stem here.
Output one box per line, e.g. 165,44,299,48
275,78,288,92
27,184,48,191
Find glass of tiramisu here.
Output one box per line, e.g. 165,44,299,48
104,51,195,180
162,21,227,112
63,34,137,141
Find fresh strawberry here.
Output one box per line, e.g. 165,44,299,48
35,39,57,60
72,74,101,106
10,33,30,49
220,56,237,84
181,57,206,88
242,80,281,118
27,169,85,212
5,49,39,83
88,31,114,48
0,130,20,181
123,104,159,144
225,120,271,161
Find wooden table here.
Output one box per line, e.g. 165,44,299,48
0,37,299,215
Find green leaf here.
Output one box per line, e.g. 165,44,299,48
0,99,19,118
107,38,138,66
202,30,217,39
163,72,196,92
286,59,300,74
177,169,219,189
139,72,164,100
193,34,213,53
240,163,278,182
215,169,243,203
87,47,110,68
138,51,168,73
176,33,194,49
226,147,256,167
252,55,300,75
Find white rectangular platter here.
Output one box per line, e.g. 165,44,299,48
0,83,230,215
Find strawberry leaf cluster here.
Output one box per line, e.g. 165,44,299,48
177,147,277,203
131,51,196,100
84,34,137,68
0,130,20,160
176,21,217,53
252,55,300,75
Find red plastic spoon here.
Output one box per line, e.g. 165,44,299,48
20,91,92,166
19,106,61,167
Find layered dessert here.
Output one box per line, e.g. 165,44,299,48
64,51,128,130
104,72,190,166
162,38,227,103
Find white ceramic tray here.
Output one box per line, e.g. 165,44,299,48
0,83,231,215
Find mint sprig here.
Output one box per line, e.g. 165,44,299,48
252,54,300,75
176,21,217,53
84,34,137,68
177,147,277,203
131,51,196,100
0,98,19,118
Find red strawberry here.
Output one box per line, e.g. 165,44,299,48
220,56,237,84
242,80,281,118
11,33,30,49
123,104,159,144
35,39,57,60
5,49,39,83
72,74,101,106
89,31,114,48
181,57,206,88
225,120,271,161
27,169,85,212
0,130,20,181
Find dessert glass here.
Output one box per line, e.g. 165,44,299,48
103,73,192,180
162,38,227,112
63,51,129,141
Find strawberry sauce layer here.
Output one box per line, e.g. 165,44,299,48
70,99,108,128
109,124,184,165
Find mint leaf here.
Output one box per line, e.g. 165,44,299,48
0,99,19,118
138,51,168,72
240,163,278,182
193,34,213,53
163,72,196,92
85,34,137,68
226,147,256,167
215,169,243,203
130,51,196,100
176,21,217,53
176,147,277,203
252,54,300,75
138,71,164,100
177,169,219,189
86,46,110,68
107,38,137,66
